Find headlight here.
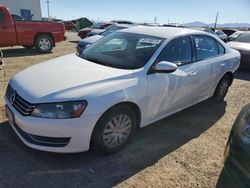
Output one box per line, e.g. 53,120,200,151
236,108,250,145
31,100,87,119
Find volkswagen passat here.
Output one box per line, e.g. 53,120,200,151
5,27,240,154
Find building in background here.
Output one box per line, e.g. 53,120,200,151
0,0,41,20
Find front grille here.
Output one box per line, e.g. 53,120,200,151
5,84,36,116
13,123,70,147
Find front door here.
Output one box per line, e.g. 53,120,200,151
146,36,212,124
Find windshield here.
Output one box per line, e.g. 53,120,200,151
81,32,164,69
102,26,126,37
234,33,250,43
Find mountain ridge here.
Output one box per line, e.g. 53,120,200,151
184,21,250,28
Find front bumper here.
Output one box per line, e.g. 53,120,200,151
4,96,99,153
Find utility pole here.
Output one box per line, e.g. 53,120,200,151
154,16,157,24
46,0,50,21
214,12,219,29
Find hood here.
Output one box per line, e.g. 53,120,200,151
80,35,103,45
228,41,250,51
10,54,135,103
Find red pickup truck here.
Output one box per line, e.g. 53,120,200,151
0,5,65,53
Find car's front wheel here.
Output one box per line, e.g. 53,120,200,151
91,105,137,154
213,75,231,101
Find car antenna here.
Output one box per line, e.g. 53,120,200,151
0,50,6,76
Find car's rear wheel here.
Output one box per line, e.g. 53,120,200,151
91,105,137,154
35,35,53,53
213,75,231,101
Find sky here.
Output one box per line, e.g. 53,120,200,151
40,0,250,24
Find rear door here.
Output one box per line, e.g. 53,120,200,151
0,8,16,46
191,35,226,97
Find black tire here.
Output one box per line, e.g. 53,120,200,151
23,45,34,49
91,105,137,154
35,35,53,53
213,75,231,101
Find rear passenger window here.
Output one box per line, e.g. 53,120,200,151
0,10,4,23
155,36,192,65
193,36,219,61
217,42,225,55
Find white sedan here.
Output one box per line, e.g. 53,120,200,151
5,27,240,154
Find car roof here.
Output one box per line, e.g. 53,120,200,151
120,26,210,39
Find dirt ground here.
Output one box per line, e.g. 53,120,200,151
0,32,249,188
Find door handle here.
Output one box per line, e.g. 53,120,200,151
187,71,197,76
217,63,225,67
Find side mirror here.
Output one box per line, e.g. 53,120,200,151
150,61,177,74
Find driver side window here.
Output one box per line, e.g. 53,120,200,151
155,36,192,65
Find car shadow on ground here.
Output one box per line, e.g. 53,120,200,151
235,68,250,81
0,48,48,58
0,99,226,188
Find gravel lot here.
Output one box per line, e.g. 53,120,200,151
0,32,249,188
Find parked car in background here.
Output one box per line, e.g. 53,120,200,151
0,5,65,53
5,27,240,154
162,24,180,27
226,31,244,42
222,29,238,37
78,22,114,39
162,24,187,28
87,28,107,37
228,32,250,69
111,20,134,24
215,30,227,41
194,28,215,35
224,103,250,188
11,14,26,21
84,21,134,38
77,24,136,54
63,21,76,31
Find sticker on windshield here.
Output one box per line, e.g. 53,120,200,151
139,38,162,45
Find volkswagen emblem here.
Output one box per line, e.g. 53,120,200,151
10,90,16,104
